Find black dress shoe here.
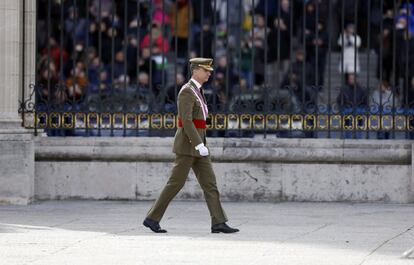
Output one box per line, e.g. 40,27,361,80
211,223,239,233
143,218,167,233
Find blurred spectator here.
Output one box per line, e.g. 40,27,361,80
127,16,146,40
369,81,399,139
138,47,161,87
37,57,60,105
338,23,361,75
90,0,114,19
336,73,367,109
65,6,90,45
336,0,360,28
140,21,170,77
232,77,249,96
336,73,367,139
306,21,328,87
125,35,139,80
211,72,228,111
65,61,88,100
169,0,192,59
182,50,198,80
87,65,110,96
98,69,111,92
86,47,98,66
240,37,253,87
165,72,185,111
62,41,86,78
281,50,316,112
138,72,150,90
250,14,268,85
87,56,110,93
376,8,395,83
280,72,304,112
41,37,69,73
113,74,131,92
136,72,150,112
369,80,400,113
111,50,128,79
266,0,291,89
87,19,101,50
152,0,171,26
396,15,414,97
303,0,328,88
254,0,280,27
64,6,78,52
214,55,238,92
286,49,313,89
304,0,317,37
192,0,213,29
101,22,123,64
194,21,214,58
397,3,414,35
211,0,228,26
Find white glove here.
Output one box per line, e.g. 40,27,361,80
195,143,209,156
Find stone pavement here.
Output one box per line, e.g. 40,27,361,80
0,201,413,265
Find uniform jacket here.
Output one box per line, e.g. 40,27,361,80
173,80,208,157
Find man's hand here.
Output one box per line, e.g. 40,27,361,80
195,143,209,156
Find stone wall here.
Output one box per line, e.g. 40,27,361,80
0,134,34,204
34,137,414,203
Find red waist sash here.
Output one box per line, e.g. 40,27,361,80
178,118,206,129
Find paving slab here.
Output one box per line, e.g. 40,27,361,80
0,201,413,265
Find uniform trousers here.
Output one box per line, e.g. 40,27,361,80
146,154,227,225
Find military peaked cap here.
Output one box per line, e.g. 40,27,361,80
189,57,214,71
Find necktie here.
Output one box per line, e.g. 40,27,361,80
197,87,208,119
200,87,207,104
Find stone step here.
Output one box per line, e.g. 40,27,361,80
320,51,380,104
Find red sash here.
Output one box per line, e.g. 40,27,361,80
178,118,206,129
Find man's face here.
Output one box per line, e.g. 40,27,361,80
281,0,289,10
346,25,355,35
216,73,225,85
193,67,212,83
380,83,387,92
347,74,356,85
296,52,304,61
176,73,185,84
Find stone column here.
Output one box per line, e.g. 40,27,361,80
22,0,37,127
0,0,35,205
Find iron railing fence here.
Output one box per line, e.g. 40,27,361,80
19,0,414,139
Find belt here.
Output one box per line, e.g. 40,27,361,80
178,118,206,129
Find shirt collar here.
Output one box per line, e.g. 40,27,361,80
190,78,202,90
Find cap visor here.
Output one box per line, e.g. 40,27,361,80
199,65,214,71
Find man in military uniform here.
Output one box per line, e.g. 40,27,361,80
143,58,239,234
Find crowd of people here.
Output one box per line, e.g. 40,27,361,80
36,0,414,136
